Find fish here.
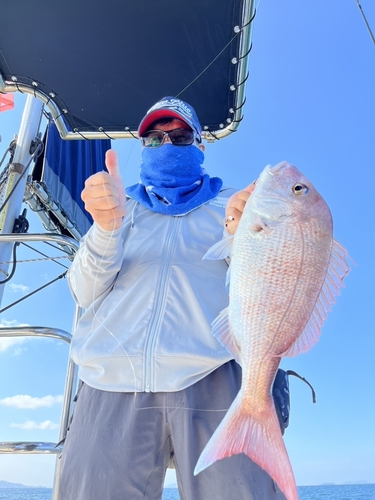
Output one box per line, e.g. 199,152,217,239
194,161,352,500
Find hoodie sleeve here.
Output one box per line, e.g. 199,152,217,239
67,222,125,308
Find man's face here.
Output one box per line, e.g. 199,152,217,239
148,118,205,152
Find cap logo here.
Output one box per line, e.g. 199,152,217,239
139,96,202,139
148,98,193,121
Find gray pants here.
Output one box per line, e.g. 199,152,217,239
57,361,286,500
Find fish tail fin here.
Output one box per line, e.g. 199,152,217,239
194,394,298,500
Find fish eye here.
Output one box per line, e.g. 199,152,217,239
292,183,308,195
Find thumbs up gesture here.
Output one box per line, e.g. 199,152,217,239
81,149,126,231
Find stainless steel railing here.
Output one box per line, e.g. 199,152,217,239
0,233,82,499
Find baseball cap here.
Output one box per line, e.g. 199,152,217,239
138,96,202,142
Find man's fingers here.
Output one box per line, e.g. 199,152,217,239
85,171,112,187
239,183,256,199
235,191,251,205
105,149,126,206
224,212,239,234
89,205,127,221
82,181,117,201
105,149,121,178
226,189,252,214
243,182,256,194
224,182,256,234
83,192,121,211
80,151,126,231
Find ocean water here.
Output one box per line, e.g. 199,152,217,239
297,484,375,500
0,484,374,499
0,490,52,500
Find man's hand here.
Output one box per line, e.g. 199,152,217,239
225,183,256,234
81,149,126,231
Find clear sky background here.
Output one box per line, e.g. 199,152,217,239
0,0,374,489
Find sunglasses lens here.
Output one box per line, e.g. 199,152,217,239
142,128,195,147
169,129,194,146
141,131,165,148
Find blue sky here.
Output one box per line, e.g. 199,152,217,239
0,0,374,489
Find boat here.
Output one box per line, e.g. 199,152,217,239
0,2,256,497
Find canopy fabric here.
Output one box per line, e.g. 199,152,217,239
0,0,255,140
32,122,111,237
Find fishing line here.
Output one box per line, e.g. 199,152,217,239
89,146,139,393
90,216,138,393
88,138,144,393
19,242,70,270
0,48,12,75
173,8,256,99
134,404,231,412
354,0,375,45
176,32,240,98
85,144,231,412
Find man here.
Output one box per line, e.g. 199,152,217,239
58,97,287,499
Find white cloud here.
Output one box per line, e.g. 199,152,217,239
11,420,59,430
0,336,27,352
12,347,27,356
8,283,29,294
0,395,64,409
0,319,30,353
0,319,29,328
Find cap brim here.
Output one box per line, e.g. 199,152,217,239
138,109,192,137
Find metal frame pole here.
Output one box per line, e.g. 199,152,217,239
0,95,44,305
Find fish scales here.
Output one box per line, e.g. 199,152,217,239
232,217,332,357
231,217,331,415
195,161,351,500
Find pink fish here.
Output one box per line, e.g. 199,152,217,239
194,162,351,500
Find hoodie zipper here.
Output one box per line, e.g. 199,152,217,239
144,216,181,392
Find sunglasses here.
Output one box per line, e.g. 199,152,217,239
141,128,199,148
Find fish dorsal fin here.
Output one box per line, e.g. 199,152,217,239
283,239,352,357
212,307,242,365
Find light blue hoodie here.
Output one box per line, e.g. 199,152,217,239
68,188,236,393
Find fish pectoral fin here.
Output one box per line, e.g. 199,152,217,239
212,307,242,364
203,235,234,261
282,238,352,357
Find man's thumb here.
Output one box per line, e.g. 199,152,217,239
105,149,121,178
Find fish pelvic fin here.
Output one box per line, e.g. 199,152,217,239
194,394,298,500
283,238,352,357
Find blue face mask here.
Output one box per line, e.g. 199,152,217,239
126,144,223,216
